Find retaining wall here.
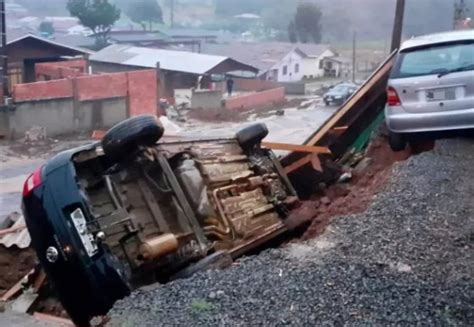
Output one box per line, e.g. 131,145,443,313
217,78,305,95
7,97,128,138
191,90,223,109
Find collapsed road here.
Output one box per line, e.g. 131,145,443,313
109,137,474,326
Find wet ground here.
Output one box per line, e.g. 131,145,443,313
0,102,336,224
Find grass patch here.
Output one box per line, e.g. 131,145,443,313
190,299,215,314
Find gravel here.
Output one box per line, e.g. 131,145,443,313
109,138,474,326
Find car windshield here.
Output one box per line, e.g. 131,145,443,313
393,41,474,78
332,85,350,92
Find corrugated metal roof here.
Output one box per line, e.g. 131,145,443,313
7,33,94,55
0,215,31,249
90,44,231,75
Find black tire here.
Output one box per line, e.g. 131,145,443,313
102,115,164,161
388,131,407,152
171,251,233,280
236,123,269,149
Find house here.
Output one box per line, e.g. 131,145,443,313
4,34,92,92
203,42,348,82
89,44,259,102
320,56,352,78
267,44,336,82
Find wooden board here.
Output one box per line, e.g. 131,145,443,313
262,142,331,155
0,269,34,302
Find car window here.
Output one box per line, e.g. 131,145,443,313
392,42,474,78
333,85,349,92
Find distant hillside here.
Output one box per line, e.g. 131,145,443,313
16,0,69,16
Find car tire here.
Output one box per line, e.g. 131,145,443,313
171,251,233,280
388,131,407,152
324,101,330,106
102,115,164,161
236,123,269,149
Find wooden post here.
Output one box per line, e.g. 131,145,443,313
352,31,356,82
0,0,8,99
156,62,162,115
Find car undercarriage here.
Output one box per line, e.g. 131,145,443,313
72,135,298,286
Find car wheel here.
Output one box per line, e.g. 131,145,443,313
388,131,407,152
102,115,164,161
236,123,269,150
324,101,330,106
171,251,233,280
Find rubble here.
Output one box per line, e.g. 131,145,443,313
24,127,47,143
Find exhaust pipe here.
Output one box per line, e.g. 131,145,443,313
138,233,179,260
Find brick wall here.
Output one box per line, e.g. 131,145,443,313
225,87,286,111
77,72,128,101
36,59,87,80
12,68,158,116
13,79,73,102
127,70,158,116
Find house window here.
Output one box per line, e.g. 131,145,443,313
295,63,299,73
319,60,323,69
282,65,288,75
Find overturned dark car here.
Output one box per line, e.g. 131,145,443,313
22,116,300,325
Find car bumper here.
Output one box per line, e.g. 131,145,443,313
385,106,474,133
324,96,344,104
23,163,130,323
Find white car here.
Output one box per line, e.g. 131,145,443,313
385,30,474,151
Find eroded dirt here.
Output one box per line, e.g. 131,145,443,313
299,136,411,240
0,246,37,297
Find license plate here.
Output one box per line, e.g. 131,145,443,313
70,208,98,257
426,88,456,101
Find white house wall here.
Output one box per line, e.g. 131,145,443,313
269,48,337,82
272,50,306,82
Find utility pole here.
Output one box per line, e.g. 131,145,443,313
0,0,7,100
352,31,356,83
170,0,175,28
391,0,406,52
454,0,469,29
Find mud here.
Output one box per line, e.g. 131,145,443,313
300,136,411,240
0,246,37,297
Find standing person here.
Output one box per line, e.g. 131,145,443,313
226,76,234,97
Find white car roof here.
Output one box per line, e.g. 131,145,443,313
400,30,474,52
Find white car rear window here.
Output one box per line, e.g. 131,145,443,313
393,42,474,78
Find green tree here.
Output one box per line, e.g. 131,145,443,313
126,0,163,31
292,3,323,44
38,21,55,35
67,0,120,48
288,21,297,43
